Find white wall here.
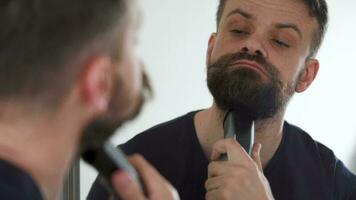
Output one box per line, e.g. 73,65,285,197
80,1,356,199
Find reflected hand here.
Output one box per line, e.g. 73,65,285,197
110,154,179,200
205,138,274,200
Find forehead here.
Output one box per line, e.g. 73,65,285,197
221,0,317,36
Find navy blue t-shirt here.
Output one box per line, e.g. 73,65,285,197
0,160,43,200
87,111,356,200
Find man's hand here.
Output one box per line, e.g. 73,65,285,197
110,154,179,200
205,138,274,200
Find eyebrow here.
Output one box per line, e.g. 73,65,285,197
227,8,253,19
226,8,303,39
275,23,303,39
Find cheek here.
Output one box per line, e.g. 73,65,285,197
210,35,237,63
117,55,142,97
111,56,142,118
274,55,304,87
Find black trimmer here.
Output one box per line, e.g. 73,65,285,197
220,110,255,160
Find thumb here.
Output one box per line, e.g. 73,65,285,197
111,171,146,200
251,143,263,172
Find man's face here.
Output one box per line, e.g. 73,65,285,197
108,14,144,124
80,2,148,149
207,0,318,119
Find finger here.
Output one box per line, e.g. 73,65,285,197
225,138,252,164
129,154,179,200
111,171,145,200
205,189,219,200
208,161,225,178
128,154,167,194
205,176,227,192
251,143,263,171
205,188,231,200
207,161,236,178
210,139,228,161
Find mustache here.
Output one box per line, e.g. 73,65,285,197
209,52,279,78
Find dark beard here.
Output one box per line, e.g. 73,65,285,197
207,52,295,120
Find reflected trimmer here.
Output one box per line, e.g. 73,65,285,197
220,110,255,160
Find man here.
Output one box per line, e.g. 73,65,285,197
0,0,177,199
89,0,356,199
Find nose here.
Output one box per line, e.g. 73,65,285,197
240,36,267,58
241,47,264,57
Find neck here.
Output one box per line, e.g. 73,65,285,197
0,109,85,200
194,104,285,169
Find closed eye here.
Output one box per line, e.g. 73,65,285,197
273,39,290,48
230,29,249,35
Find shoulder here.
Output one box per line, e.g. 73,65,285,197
120,110,198,156
132,111,196,140
284,122,356,199
0,160,43,200
284,121,348,171
284,121,336,160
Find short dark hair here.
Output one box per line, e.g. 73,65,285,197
216,0,328,57
0,0,130,107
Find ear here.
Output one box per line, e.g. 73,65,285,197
79,55,113,113
206,33,217,66
295,58,319,93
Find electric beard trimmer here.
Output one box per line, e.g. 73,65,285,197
220,110,255,160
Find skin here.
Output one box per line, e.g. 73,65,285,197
194,0,321,199
0,1,177,200
111,155,179,200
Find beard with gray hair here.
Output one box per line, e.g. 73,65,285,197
207,52,296,120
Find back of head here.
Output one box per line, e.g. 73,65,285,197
0,0,130,109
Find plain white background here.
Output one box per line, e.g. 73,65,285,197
80,1,356,199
